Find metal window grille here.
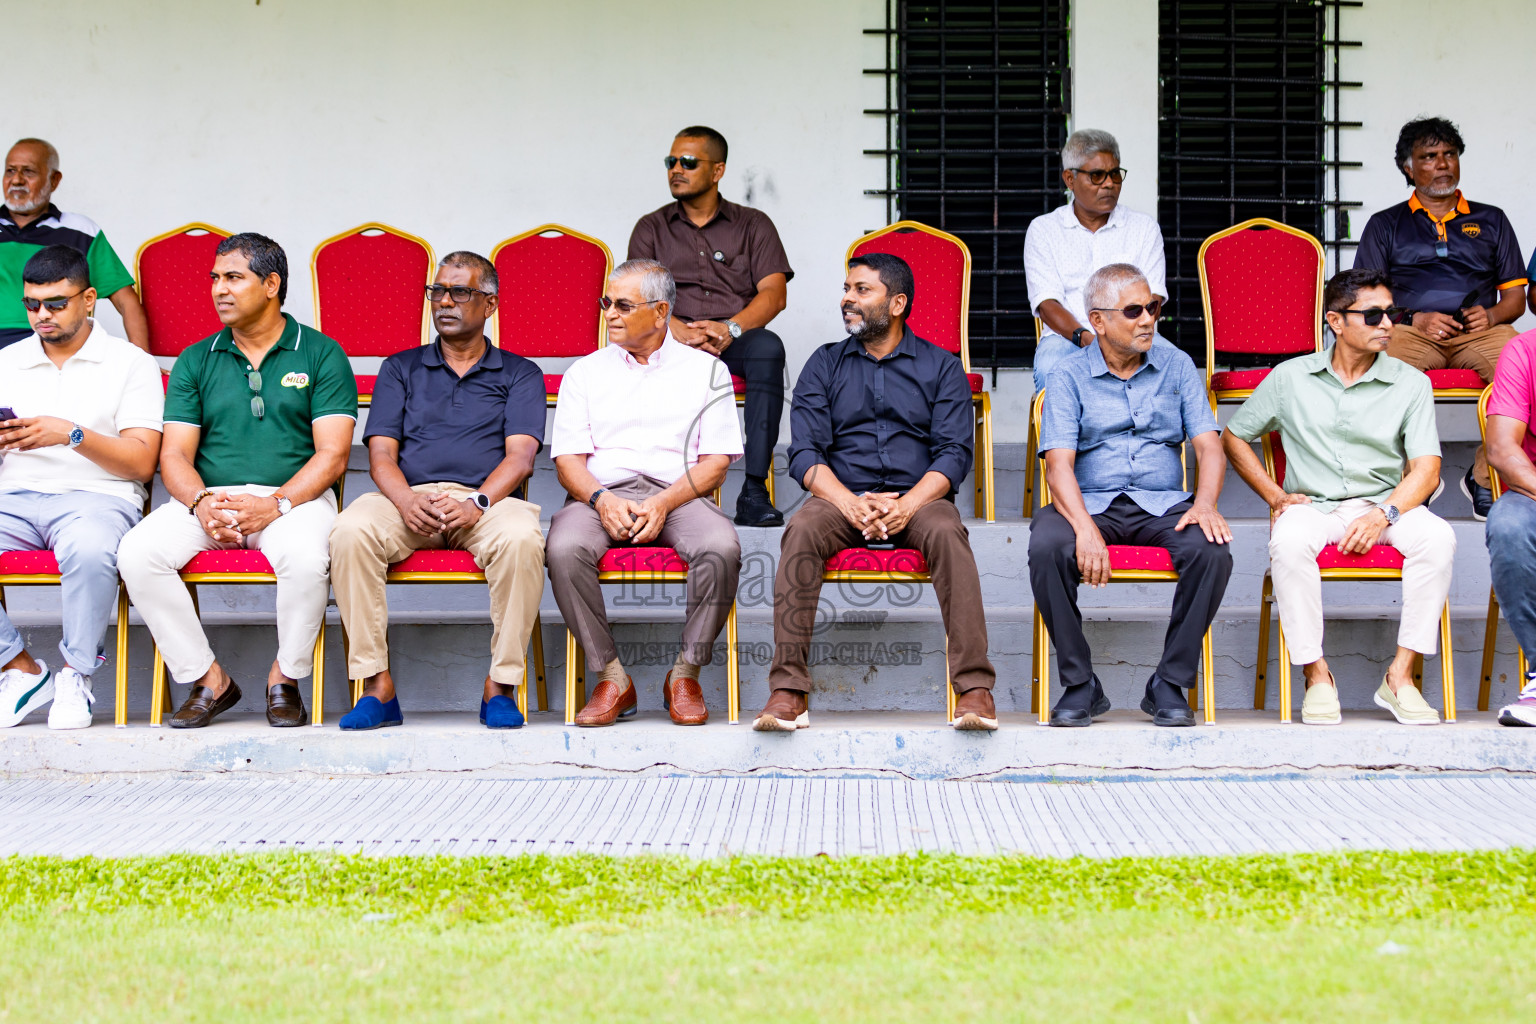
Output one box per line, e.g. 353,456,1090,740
1158,0,1361,362
866,0,1072,370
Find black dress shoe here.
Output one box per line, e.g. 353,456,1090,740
266,682,308,727
1051,675,1113,727
169,679,243,729
734,479,784,527
1139,673,1194,727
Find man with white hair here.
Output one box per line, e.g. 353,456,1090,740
546,259,744,727
0,139,149,351
1024,129,1167,391
1030,263,1231,728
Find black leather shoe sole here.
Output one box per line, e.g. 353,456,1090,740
266,705,309,728
1140,694,1195,727
169,681,243,729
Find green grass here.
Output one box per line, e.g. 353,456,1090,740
3,851,1534,1022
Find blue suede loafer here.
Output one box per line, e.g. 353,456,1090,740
339,695,403,731
480,695,525,730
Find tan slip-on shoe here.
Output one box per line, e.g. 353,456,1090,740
1301,677,1341,725
1373,675,1440,725
953,687,1000,731
752,688,808,732
575,676,637,727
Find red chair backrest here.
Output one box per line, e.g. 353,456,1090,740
1199,218,1322,356
1266,431,1288,488
847,221,970,364
491,225,613,357
312,223,433,356
135,223,231,357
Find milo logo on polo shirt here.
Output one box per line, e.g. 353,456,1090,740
280,372,311,389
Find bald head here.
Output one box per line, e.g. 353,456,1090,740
4,138,62,218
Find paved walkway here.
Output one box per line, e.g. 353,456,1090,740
4,775,1535,858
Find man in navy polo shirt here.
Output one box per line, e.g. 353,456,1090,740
1354,117,1527,518
330,252,547,731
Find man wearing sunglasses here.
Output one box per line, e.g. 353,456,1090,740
117,233,358,729
1224,268,1452,726
330,253,547,732
1354,118,1526,520
1031,263,1231,728
548,259,743,727
0,246,163,730
1024,129,1167,392
627,126,792,528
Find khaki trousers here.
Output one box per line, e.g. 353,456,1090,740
1388,322,1517,486
1268,499,1455,665
329,485,545,688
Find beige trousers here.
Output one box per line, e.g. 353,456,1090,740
1388,322,1516,486
328,484,545,688
1268,498,1456,665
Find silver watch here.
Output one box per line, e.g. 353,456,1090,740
68,423,85,449
1378,503,1400,526
724,319,743,340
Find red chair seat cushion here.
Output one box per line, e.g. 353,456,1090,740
1108,546,1176,572
180,550,276,573
355,374,377,399
1316,543,1405,570
390,550,483,573
0,550,60,574
731,374,747,395
598,547,689,573
1209,368,1273,393
824,548,929,573
1425,368,1485,390
967,373,984,394
544,373,563,396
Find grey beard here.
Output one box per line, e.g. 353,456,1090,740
1421,181,1459,198
5,190,48,214
845,306,892,340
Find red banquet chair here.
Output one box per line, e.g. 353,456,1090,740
1198,218,1325,404
846,221,995,522
564,546,740,724
1252,432,1456,723
135,222,232,385
1028,391,1216,724
311,223,435,407
1478,385,1527,709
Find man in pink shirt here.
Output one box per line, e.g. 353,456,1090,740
547,259,744,727
1484,327,1536,725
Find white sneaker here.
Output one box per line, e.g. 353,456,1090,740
1497,676,1536,727
47,667,94,730
0,660,52,728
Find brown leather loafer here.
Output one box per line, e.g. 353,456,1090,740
662,670,709,725
266,682,308,728
575,676,636,727
953,686,999,731
169,679,243,729
752,688,809,732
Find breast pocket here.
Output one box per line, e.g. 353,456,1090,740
1145,391,1186,444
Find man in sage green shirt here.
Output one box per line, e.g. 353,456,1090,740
1223,267,1453,726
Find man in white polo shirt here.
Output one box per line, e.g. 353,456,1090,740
1024,128,1167,391
0,246,163,728
547,259,743,727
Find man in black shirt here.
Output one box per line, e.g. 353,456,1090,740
753,253,998,732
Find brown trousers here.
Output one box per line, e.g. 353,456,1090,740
1388,322,1517,486
546,475,741,672
768,496,995,694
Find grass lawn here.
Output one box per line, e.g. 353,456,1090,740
2,850,1534,1023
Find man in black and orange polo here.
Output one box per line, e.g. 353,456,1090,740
1354,117,1527,518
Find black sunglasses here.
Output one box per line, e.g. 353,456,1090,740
599,296,663,315
663,155,705,171
22,289,85,313
425,284,491,304
1090,299,1162,320
1339,306,1409,327
1069,167,1128,185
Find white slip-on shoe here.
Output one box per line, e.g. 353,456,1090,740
1301,679,1342,725
0,660,52,728
47,667,94,730
1373,675,1439,725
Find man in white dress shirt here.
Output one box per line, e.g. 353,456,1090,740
547,259,744,727
1024,128,1168,391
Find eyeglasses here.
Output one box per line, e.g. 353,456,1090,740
1068,167,1129,185
247,370,264,419
1339,306,1409,327
599,296,662,315
425,284,492,304
663,155,705,171
22,289,85,313
1090,299,1162,320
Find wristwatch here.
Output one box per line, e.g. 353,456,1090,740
1377,503,1401,526
588,487,609,510
67,424,84,449
724,319,743,341
1071,327,1090,347
468,491,490,511
273,491,292,516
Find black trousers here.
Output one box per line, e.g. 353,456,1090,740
1028,495,1232,690
719,327,785,481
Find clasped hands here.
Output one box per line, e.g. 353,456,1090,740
1416,306,1489,340
593,491,671,544
839,491,913,542
197,492,284,543
0,415,74,452
671,319,733,356
396,491,483,538
1269,492,1388,554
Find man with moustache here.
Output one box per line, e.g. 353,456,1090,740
754,253,998,732
117,233,357,729
0,139,149,351
627,125,792,527
0,246,163,729
329,252,547,731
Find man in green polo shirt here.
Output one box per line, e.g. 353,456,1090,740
118,233,357,729
1222,267,1454,727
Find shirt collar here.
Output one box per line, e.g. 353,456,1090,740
665,196,736,229
835,323,920,362
619,334,679,367
1085,336,1162,378
210,312,300,354
1055,199,1124,232
7,319,110,367
423,336,502,371
1408,189,1470,220
1304,347,1401,385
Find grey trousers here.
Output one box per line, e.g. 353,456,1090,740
546,475,742,672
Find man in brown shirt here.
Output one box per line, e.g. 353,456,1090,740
628,125,793,527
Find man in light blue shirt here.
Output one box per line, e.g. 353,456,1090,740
1029,263,1232,728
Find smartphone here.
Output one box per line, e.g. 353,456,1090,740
865,541,897,550
0,408,15,422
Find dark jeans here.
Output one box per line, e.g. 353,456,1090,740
719,327,785,481
1486,489,1536,659
1028,495,1232,690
